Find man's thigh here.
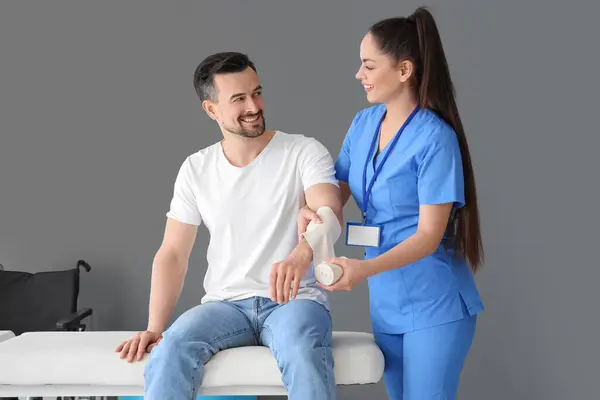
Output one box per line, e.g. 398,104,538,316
260,299,332,349
161,300,257,351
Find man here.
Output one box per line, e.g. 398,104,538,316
115,52,342,400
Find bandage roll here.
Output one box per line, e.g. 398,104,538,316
315,262,343,285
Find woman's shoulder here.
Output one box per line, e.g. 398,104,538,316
345,104,386,140
352,104,386,125
351,105,451,133
415,108,458,146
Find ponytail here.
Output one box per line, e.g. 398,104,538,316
411,6,484,272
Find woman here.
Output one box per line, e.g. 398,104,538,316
299,6,485,399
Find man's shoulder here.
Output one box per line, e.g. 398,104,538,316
274,130,318,144
188,141,220,160
183,141,220,165
274,130,329,154
173,141,221,180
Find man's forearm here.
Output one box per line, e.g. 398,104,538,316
146,250,187,333
289,237,314,265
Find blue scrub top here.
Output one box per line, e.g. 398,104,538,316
335,104,484,334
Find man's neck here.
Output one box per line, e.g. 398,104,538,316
221,130,276,167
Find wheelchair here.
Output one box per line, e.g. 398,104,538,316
0,260,97,400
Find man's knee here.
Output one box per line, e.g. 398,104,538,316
278,300,330,334
267,300,333,361
147,303,224,365
146,328,207,367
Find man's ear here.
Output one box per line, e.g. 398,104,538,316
202,100,219,121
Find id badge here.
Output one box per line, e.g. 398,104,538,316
345,222,381,248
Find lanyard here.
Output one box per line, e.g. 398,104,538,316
361,106,420,223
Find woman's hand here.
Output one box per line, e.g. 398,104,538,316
297,205,322,241
317,257,368,291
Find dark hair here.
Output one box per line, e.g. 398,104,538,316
369,6,484,273
193,52,257,102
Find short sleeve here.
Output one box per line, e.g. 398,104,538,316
417,130,465,208
298,138,339,191
334,113,360,183
165,157,202,225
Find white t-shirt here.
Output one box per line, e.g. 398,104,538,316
166,131,339,309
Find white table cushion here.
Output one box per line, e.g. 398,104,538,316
0,330,384,388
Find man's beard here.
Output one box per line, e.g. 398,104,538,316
224,111,266,138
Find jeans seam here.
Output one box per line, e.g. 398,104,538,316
189,344,208,400
324,316,334,399
254,297,261,338
189,328,254,400
218,300,259,344
212,328,253,347
321,344,329,398
211,327,252,343
262,324,280,370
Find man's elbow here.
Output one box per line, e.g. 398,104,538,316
308,204,343,243
317,200,343,227
154,246,188,272
322,186,344,224
329,189,344,225
332,206,343,229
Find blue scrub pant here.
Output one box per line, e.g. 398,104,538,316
373,313,477,399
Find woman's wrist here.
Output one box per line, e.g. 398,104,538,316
361,257,379,278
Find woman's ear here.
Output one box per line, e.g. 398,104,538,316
397,60,414,83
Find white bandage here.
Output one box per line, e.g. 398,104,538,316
301,206,343,285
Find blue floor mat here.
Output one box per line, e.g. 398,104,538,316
119,397,256,399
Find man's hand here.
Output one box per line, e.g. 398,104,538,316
115,330,163,362
270,239,313,304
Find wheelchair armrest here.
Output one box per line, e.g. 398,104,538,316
56,308,93,331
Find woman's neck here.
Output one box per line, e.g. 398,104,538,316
376,92,420,154
383,92,420,130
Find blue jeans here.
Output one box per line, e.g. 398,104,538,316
144,296,335,400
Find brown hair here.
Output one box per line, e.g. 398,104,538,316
193,52,257,102
369,6,484,272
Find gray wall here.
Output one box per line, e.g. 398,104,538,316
1,1,598,399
